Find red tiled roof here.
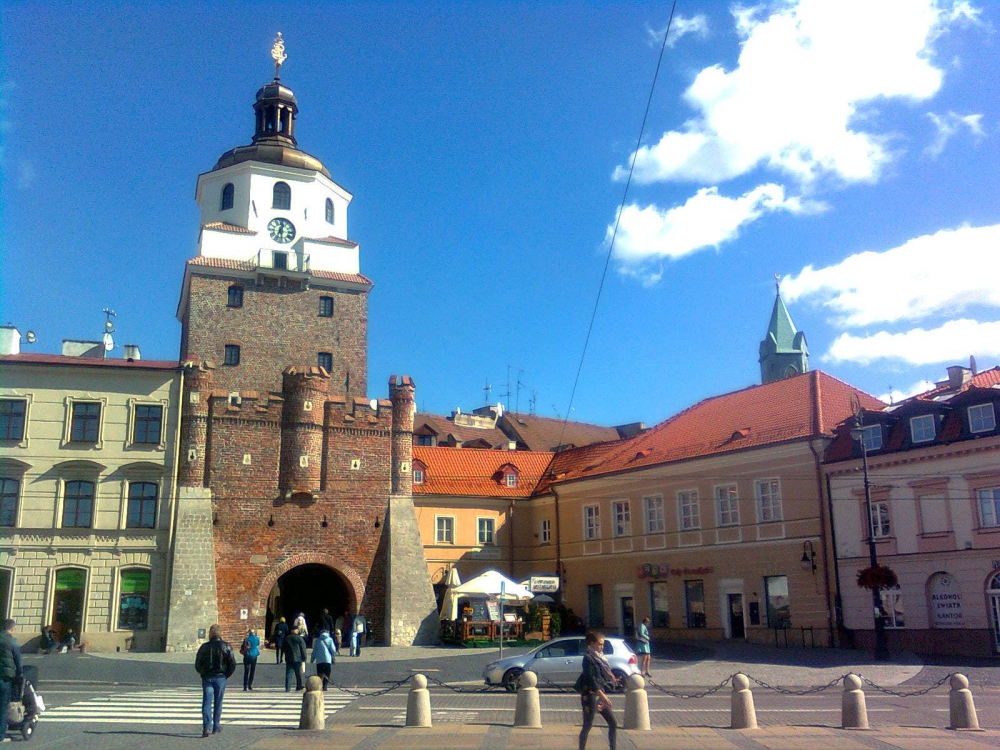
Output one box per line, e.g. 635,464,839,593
916,366,1000,399
414,412,512,449
311,269,373,285
499,413,622,451
412,447,554,498
0,353,180,370
540,371,882,488
186,256,372,286
202,222,257,235
308,236,360,248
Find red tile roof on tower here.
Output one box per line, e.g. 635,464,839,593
412,447,554,498
202,222,257,235
186,256,372,286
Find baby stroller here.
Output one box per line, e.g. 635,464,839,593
6,665,43,741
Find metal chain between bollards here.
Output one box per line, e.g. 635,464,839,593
746,673,850,695
858,672,954,697
327,676,411,698
537,674,578,694
644,674,733,699
425,675,505,694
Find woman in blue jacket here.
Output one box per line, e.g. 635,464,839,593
310,628,337,691
241,628,260,691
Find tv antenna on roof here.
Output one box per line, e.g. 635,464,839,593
102,308,117,353
483,379,492,406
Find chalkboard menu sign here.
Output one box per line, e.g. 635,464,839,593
486,600,501,621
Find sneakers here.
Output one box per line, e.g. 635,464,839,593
201,730,210,738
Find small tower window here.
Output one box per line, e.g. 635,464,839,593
220,183,235,211
325,198,335,224
319,296,334,318
224,345,241,366
227,286,243,308
272,182,291,210
317,352,333,371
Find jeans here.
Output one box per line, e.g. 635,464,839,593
274,638,284,663
0,678,13,738
243,656,257,690
579,691,617,750
315,662,331,690
350,631,358,656
201,675,227,734
285,661,304,691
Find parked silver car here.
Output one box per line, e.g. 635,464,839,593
482,635,639,692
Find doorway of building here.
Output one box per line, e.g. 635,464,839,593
587,584,604,628
728,593,746,639
52,568,86,642
988,572,1000,653
620,597,635,638
265,564,352,643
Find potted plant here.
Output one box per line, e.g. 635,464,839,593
856,565,898,590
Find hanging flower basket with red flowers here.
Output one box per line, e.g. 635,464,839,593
856,565,898,590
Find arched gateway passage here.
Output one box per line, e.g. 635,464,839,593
265,564,352,641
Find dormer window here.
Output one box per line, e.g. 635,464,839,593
497,463,519,487
413,461,426,485
910,414,935,443
325,198,335,224
505,472,517,488
220,183,235,211
969,403,997,433
862,424,882,452
272,181,291,210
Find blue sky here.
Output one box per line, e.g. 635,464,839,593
2,1,998,427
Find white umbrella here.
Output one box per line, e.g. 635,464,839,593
440,568,463,620
452,569,533,601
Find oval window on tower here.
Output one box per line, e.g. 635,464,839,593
272,182,291,210
325,198,335,224
221,183,235,211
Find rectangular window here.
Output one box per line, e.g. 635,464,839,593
764,575,791,629
644,495,664,533
919,495,949,534
0,399,26,441
273,251,288,270
118,569,150,631
63,480,95,528
862,424,882,451
716,485,740,526
317,352,333,371
0,478,19,527
755,479,783,522
678,490,700,530
477,517,495,546
969,403,997,433
584,505,601,540
880,588,904,629
613,500,631,537
978,488,1000,528
587,584,604,627
319,296,334,317
70,402,101,443
127,482,158,529
435,516,454,544
132,405,163,445
684,580,705,628
227,286,243,308
650,581,669,628
541,518,551,543
413,468,424,484
870,501,891,538
416,435,434,446
505,473,517,487
224,344,241,366
910,414,936,443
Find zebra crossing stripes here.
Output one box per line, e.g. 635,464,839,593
43,687,356,727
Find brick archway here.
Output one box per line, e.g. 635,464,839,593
256,552,366,615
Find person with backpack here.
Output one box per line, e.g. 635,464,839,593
271,617,288,664
194,624,236,738
575,631,618,750
309,628,337,691
240,628,260,691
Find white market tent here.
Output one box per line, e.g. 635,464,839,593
440,569,533,620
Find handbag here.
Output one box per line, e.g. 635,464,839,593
239,639,249,656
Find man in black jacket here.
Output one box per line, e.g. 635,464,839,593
282,626,308,692
195,624,236,738
1,619,24,743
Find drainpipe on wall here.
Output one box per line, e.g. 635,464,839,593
826,472,844,634
552,485,563,603
809,439,836,647
508,500,515,579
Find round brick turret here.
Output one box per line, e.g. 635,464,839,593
280,366,330,498
178,361,215,487
389,374,415,495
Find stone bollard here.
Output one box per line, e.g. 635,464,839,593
513,670,542,728
730,673,757,729
299,675,325,730
405,673,432,727
948,674,981,731
841,674,869,729
624,674,651,731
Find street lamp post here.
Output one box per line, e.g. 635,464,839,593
849,397,891,662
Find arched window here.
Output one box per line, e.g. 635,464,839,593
325,198,335,224
220,183,235,211
272,182,291,210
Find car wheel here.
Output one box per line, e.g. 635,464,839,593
502,668,524,693
611,669,628,693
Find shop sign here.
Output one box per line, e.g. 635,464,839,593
636,563,715,579
929,573,964,629
529,575,560,593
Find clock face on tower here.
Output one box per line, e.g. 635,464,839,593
268,217,296,244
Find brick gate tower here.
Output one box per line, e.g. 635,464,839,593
166,36,438,650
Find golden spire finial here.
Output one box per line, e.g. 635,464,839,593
271,32,287,80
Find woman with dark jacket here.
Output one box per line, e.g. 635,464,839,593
577,631,618,750
241,628,260,691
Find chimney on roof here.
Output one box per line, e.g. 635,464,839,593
0,325,20,356
947,365,972,389
62,340,105,358
124,344,141,361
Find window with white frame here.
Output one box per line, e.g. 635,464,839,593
63,480,95,528
755,479,783,522
910,414,936,443
969,403,997,434
978,487,1000,528
540,518,551,543
413,466,425,484
862,424,882,451
435,516,454,544
715,485,740,526
613,500,631,537
644,495,664,533
879,586,905,628
678,490,700,530
584,504,601,540
505,472,517,487
477,517,495,546
869,501,891,538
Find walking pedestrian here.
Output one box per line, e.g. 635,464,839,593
240,628,260,691
576,631,618,750
294,612,309,646
334,610,348,651
636,616,651,678
319,608,335,636
1,619,24,744
271,617,288,664
282,626,308,692
310,628,336,691
194,624,236,738
351,612,367,657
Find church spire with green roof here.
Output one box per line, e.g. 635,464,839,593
759,279,809,384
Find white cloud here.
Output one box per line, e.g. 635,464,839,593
609,183,804,280
877,379,938,404
616,0,962,187
648,15,709,48
924,111,985,156
782,223,1000,326
825,319,1000,365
